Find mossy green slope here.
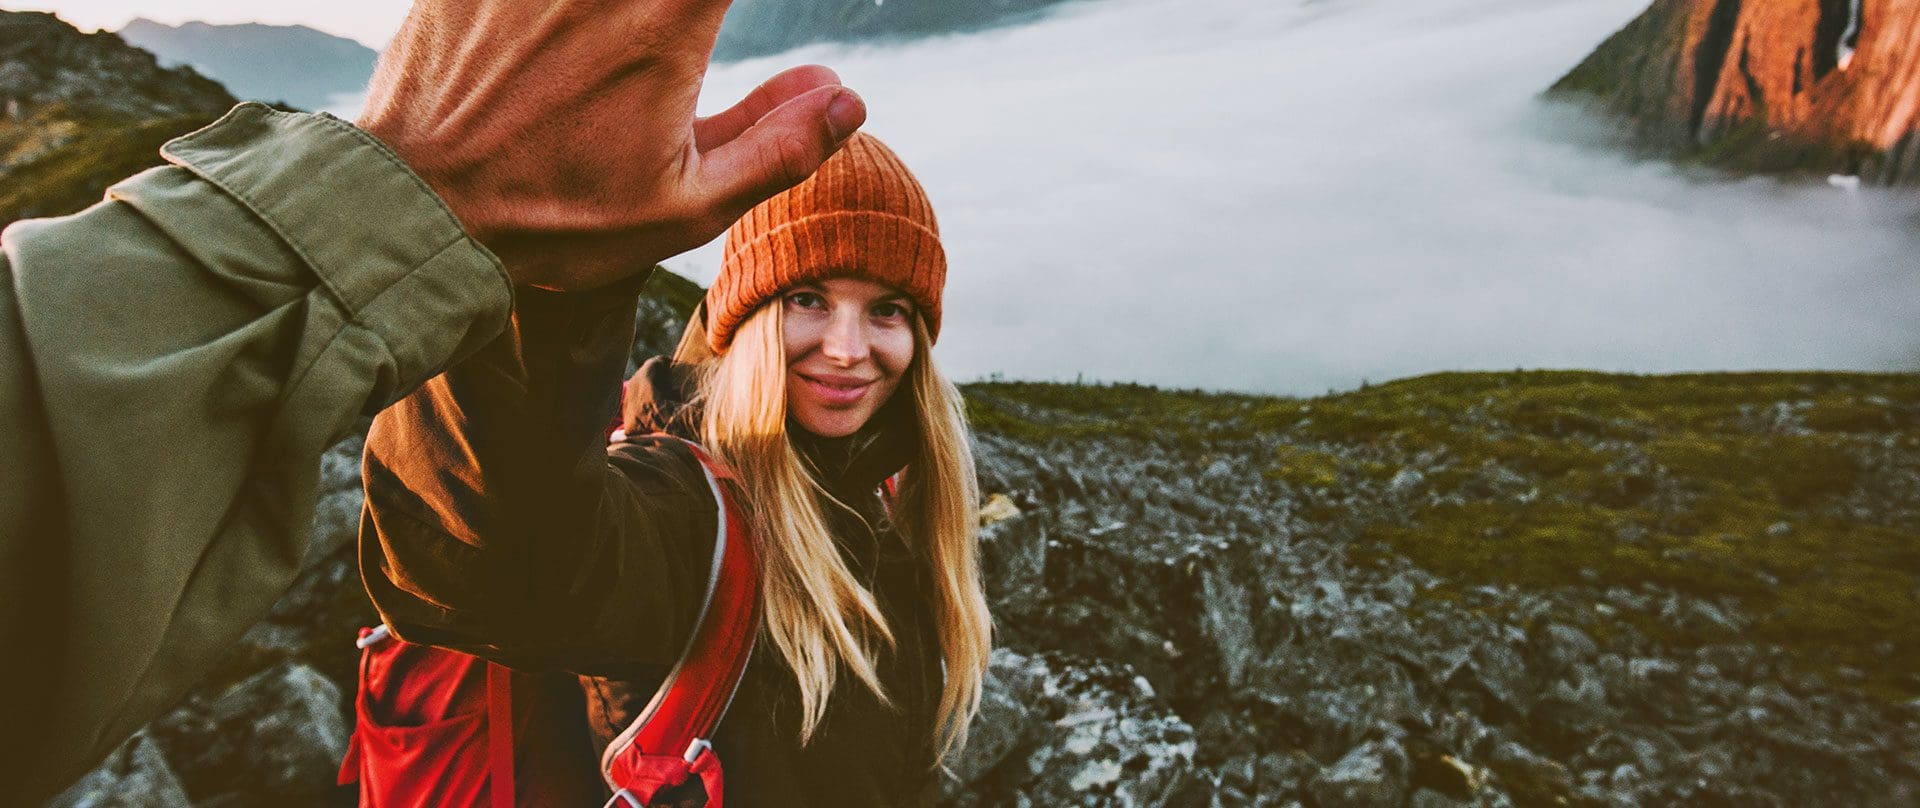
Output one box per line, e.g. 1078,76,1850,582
0,109,228,223
966,370,1920,700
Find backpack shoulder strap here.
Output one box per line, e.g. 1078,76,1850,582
600,436,761,807
486,662,515,808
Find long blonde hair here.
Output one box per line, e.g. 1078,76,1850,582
672,302,991,758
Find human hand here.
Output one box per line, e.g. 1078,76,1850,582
356,0,866,290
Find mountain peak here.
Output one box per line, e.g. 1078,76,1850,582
113,19,378,111
0,11,233,123
1549,0,1919,185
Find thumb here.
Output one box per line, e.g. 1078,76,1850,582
698,85,867,215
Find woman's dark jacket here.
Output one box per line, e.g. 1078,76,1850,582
358,278,946,806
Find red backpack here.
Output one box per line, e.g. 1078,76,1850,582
339,437,761,807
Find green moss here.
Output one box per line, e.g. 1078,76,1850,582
963,380,1277,445
961,392,1061,445
1266,446,1343,489
1805,395,1915,432
0,110,226,223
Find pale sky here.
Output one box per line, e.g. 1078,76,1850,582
11,1,404,47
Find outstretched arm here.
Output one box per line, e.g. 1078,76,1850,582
0,0,867,798
0,105,513,803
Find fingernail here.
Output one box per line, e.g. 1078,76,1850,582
826,90,866,141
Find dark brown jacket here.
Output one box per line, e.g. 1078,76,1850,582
359,276,945,806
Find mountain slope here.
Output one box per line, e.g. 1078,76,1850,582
1549,0,1920,184
0,11,235,223
117,18,375,111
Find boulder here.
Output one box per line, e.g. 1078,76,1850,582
149,662,349,803
1308,739,1411,808
947,650,1197,806
46,733,190,808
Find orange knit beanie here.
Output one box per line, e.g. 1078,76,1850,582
706,131,946,351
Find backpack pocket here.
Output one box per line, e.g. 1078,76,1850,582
339,625,500,807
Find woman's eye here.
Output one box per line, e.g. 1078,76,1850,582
872,302,909,320
786,291,824,309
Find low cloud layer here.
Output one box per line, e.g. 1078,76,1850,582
693,0,1920,393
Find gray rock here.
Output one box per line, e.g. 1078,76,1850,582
161,662,349,802
946,650,1196,806
941,657,1038,800
1487,742,1572,807
1539,664,1611,742
1381,573,1419,609
978,511,1048,611
46,733,190,808
1628,657,1681,683
1541,624,1598,670
1199,555,1258,689
1388,469,1426,497
1255,750,1320,800
1468,642,1532,718
1309,739,1410,808
305,432,367,560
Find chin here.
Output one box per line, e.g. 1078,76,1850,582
795,411,868,438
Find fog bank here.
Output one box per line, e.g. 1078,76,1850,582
666,0,1920,394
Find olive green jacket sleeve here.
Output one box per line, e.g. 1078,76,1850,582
0,103,512,802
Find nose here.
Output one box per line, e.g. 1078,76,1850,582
819,305,871,365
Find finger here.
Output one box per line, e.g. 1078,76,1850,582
694,64,843,151
697,85,867,215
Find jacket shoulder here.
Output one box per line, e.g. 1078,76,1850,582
607,433,716,500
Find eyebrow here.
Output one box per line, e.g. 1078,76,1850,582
788,282,912,306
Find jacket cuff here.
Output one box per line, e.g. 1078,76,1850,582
159,102,513,392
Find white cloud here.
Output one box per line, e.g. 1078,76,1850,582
671,0,1920,394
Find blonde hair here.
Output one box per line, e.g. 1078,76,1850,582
672,303,991,758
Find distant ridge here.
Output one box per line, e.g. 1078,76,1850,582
96,2,1091,111
713,0,1084,61
117,18,375,111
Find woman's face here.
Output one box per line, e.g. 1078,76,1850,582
782,276,916,438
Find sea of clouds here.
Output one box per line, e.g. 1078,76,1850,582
687,0,1920,394
351,0,1920,395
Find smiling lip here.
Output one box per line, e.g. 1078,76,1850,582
798,373,875,405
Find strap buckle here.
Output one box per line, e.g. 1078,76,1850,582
354,624,392,649
683,738,713,764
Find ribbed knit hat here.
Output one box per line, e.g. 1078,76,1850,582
706,131,945,351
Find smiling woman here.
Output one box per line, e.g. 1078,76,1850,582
356,131,990,807
657,130,986,766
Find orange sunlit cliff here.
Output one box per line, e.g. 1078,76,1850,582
1552,0,1920,183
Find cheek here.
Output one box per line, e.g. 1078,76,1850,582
783,317,822,363
876,329,915,380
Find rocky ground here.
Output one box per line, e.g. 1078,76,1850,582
959,373,1920,806
50,274,1920,806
